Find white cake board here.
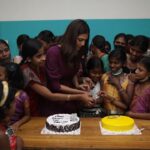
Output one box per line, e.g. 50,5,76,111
99,122,142,135
41,124,81,135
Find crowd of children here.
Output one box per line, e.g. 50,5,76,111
0,19,150,149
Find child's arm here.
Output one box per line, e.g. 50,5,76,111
0,135,11,150
126,73,138,105
11,98,30,131
110,97,127,110
126,111,150,120
126,80,135,105
108,75,131,106
73,75,90,91
100,91,127,110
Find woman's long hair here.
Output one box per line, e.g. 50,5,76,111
60,19,90,68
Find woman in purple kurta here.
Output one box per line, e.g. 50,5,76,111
46,45,79,91
46,19,93,114
45,45,81,114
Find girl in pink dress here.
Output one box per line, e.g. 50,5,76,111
127,57,150,119
0,81,23,150
0,63,30,131
5,63,30,131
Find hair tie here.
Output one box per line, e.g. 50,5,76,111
0,81,9,107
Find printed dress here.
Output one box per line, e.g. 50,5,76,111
102,73,128,115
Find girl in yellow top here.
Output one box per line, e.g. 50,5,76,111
100,48,133,115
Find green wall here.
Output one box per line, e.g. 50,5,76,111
0,19,150,57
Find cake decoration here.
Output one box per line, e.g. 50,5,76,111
41,113,80,135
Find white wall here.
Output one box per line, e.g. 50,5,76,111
0,0,150,21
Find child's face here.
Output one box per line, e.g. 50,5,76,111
0,66,7,81
114,37,126,47
0,43,11,63
30,47,46,68
109,57,123,74
129,46,144,61
89,68,102,83
39,39,49,52
135,63,150,80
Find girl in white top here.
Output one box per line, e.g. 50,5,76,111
79,56,106,117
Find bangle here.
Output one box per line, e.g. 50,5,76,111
67,94,71,101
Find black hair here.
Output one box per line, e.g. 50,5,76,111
130,35,149,53
37,30,55,44
5,62,24,89
0,39,9,49
114,33,127,43
0,39,11,65
92,35,106,51
86,56,104,75
139,56,150,72
61,19,90,67
21,38,43,64
126,34,134,45
105,41,111,53
0,81,16,122
109,48,127,64
17,34,30,48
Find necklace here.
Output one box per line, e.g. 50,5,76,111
112,68,123,76
139,76,150,83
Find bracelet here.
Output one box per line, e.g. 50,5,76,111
67,94,71,101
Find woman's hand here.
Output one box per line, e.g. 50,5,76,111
82,77,94,89
76,83,90,91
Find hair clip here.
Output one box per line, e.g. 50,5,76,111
0,81,9,107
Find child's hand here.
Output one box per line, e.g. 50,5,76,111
10,123,20,132
100,91,108,99
13,56,22,64
128,73,138,83
126,111,133,116
99,91,112,103
95,97,103,104
108,75,120,87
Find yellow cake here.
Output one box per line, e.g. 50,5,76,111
101,115,134,131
